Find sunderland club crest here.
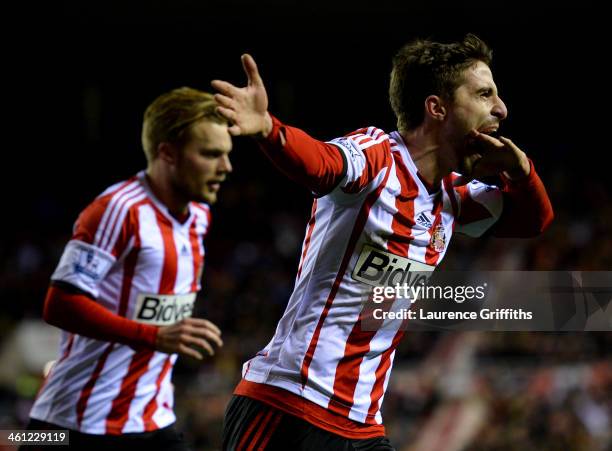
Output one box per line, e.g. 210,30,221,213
430,224,446,253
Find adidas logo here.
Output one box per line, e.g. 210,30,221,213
181,245,190,256
416,212,433,228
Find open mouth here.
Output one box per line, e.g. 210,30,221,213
479,127,499,138
207,181,223,191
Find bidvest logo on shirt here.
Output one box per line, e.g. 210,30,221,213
133,292,196,325
352,244,435,288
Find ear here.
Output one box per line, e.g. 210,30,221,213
424,95,447,121
157,142,178,165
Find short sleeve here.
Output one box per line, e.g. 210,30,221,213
51,240,117,298
327,127,392,195
51,180,142,297
454,178,504,237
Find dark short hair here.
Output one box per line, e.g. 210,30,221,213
389,34,493,131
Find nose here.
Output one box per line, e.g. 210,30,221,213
492,95,508,120
219,154,232,174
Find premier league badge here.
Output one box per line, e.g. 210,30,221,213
430,224,446,252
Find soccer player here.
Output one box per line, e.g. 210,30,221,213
21,88,231,451
213,34,554,450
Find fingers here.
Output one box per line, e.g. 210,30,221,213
185,317,222,335
156,318,224,360
228,125,242,136
217,106,237,123
498,136,518,151
173,330,217,360
241,53,263,87
471,131,504,151
178,344,203,361
183,318,223,346
456,133,527,183
214,93,236,110
213,95,243,135
453,153,503,186
216,107,243,135
189,326,224,349
211,79,240,97
181,334,215,357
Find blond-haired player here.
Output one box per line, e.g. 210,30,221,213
23,88,232,451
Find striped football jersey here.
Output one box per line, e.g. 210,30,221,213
30,171,211,434
237,127,503,434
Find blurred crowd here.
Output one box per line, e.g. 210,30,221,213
1,130,611,450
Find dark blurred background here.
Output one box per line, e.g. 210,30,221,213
2,1,610,450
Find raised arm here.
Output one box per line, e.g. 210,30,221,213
212,55,345,195
211,54,273,138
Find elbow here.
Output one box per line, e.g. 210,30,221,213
540,209,554,234
535,194,555,235
536,201,555,235
528,208,555,237
42,285,63,327
42,296,56,326
497,210,554,238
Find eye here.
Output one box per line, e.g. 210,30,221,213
200,150,223,158
480,89,493,98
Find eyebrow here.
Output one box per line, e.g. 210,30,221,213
476,86,495,95
200,147,232,154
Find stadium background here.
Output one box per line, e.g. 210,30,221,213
2,1,610,450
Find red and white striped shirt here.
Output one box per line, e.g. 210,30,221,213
236,122,547,438
30,171,211,434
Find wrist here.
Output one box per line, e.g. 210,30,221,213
257,112,273,139
138,323,159,348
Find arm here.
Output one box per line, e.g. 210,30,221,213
454,132,553,237
211,55,345,195
491,160,554,237
45,282,223,360
453,131,554,238
258,114,345,195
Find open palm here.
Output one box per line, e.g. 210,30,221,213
211,54,272,137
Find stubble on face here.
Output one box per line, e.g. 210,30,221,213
173,120,232,206
444,62,504,175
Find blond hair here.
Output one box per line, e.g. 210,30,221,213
141,87,226,163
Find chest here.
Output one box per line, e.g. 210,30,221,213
360,163,457,264
133,207,206,273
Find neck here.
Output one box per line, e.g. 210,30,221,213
146,165,189,219
400,127,453,189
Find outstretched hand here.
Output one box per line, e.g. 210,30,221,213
453,131,531,186
211,54,273,137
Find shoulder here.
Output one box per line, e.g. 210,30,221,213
191,202,211,220
74,174,147,245
345,126,390,148
332,126,392,152
328,126,394,166
325,126,396,196
191,202,213,229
